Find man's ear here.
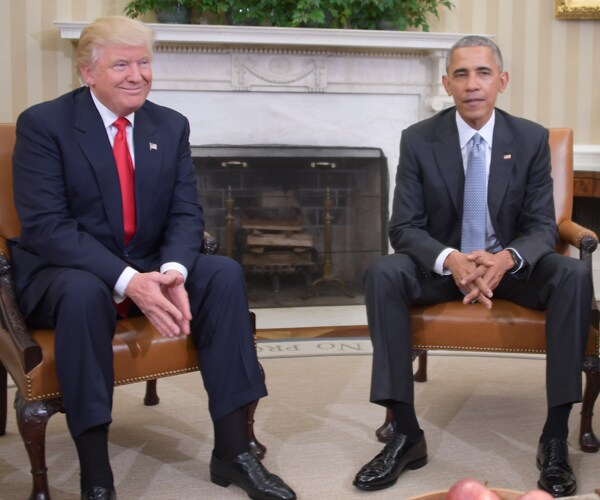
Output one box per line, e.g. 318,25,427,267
80,65,95,87
498,71,509,93
442,75,452,96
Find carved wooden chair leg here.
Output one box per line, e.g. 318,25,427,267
580,355,600,453
414,351,428,383
0,362,6,436
248,360,267,459
375,408,394,443
15,394,64,500
246,399,266,459
144,379,160,406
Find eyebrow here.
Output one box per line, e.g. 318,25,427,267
452,65,493,75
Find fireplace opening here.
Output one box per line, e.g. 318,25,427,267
193,145,389,308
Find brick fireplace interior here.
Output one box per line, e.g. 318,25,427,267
193,145,388,308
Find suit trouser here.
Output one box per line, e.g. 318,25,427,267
22,254,267,438
365,252,593,410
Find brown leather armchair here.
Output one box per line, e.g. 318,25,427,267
0,123,265,500
376,128,600,453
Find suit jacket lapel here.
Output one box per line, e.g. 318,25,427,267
433,110,464,216
131,106,161,243
488,112,516,223
74,89,125,245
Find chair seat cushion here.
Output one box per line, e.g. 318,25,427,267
411,299,598,355
21,317,199,401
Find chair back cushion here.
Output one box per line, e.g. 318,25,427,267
0,124,18,255
548,128,573,256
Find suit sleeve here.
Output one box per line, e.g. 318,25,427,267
504,127,557,269
156,117,204,271
13,109,128,288
388,128,449,270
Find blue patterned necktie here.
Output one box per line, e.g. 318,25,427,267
461,133,487,254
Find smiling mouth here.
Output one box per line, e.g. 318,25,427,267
121,87,145,93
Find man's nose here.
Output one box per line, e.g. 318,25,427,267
465,72,479,90
127,64,143,81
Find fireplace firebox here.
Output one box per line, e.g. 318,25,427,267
193,145,388,308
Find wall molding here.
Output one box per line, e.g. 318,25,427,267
574,145,600,172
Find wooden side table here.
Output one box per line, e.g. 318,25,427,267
574,171,600,198
573,172,600,235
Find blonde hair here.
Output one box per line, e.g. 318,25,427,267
76,16,155,74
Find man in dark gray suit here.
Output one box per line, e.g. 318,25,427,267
353,35,591,497
11,16,295,500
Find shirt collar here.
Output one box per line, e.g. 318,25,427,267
89,89,136,130
455,109,495,149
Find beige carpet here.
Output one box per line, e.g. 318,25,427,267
1,345,600,499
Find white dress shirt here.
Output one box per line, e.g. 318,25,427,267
433,110,523,275
90,91,188,302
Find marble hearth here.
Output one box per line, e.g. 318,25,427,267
57,23,477,330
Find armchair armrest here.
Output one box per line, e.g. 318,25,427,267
0,231,219,379
558,220,598,255
0,250,42,375
201,231,218,255
558,220,600,329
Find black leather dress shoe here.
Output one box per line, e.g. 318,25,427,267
353,431,427,491
210,451,296,500
536,438,577,497
81,486,116,500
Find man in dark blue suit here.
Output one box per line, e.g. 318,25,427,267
353,36,592,497
11,16,295,500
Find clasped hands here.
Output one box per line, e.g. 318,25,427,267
444,249,515,309
124,270,192,338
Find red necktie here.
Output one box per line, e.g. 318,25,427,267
112,117,136,245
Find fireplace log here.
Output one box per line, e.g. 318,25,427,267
246,232,314,249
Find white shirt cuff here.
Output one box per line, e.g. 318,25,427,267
113,266,139,303
160,262,188,281
112,263,188,303
435,248,458,276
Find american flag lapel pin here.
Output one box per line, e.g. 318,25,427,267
503,153,512,160
149,142,158,151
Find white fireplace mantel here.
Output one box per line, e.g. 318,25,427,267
56,22,598,173
56,22,470,51
55,22,476,113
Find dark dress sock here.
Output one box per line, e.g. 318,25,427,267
213,405,250,461
74,424,114,492
390,401,421,443
541,403,573,442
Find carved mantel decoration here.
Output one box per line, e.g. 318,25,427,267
231,54,327,92
55,22,473,114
